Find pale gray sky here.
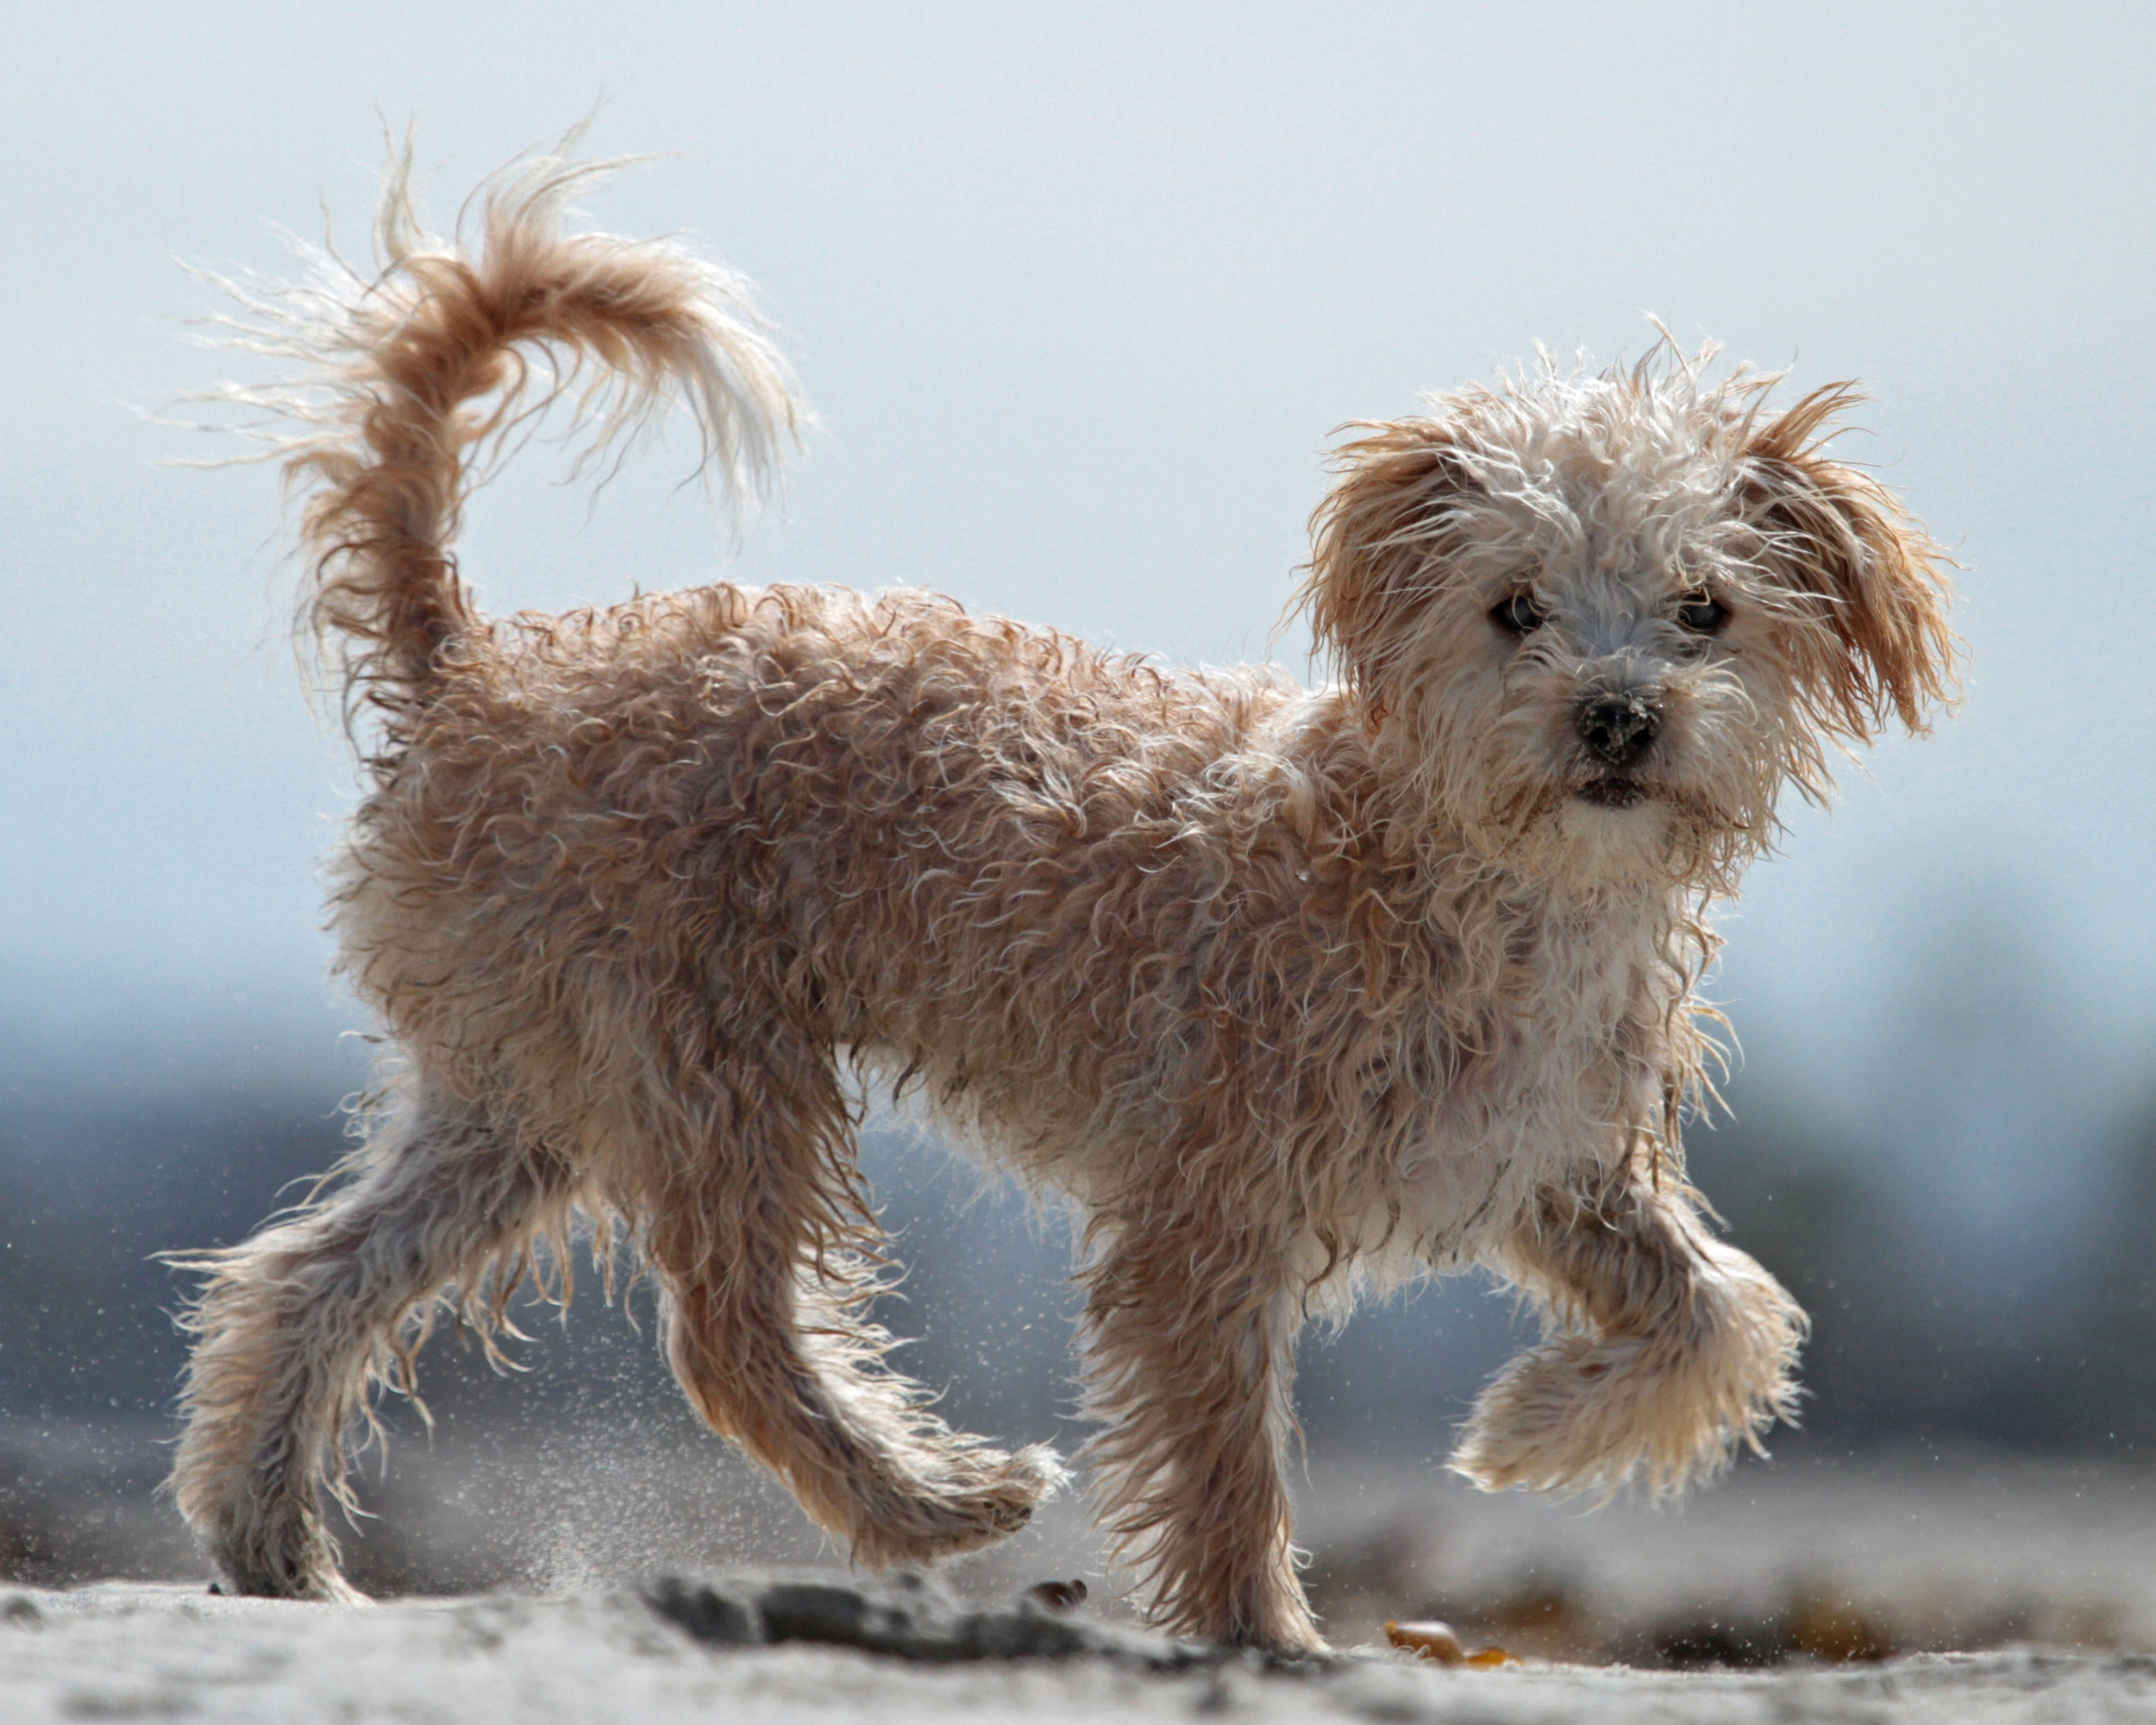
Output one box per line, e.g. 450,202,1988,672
3,3,2153,1102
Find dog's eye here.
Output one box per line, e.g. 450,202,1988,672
1491,592,1546,635
1677,593,1729,634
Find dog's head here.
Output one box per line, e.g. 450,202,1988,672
1299,344,1957,888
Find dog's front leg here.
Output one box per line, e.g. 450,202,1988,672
1078,1202,1321,1653
1449,1170,1806,1500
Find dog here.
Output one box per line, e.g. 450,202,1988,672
169,146,1954,1651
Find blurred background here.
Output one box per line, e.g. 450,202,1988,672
5,0,2155,1665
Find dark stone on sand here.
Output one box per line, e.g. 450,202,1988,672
641,1570,1225,1670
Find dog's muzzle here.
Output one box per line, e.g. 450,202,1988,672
1575,691,1661,771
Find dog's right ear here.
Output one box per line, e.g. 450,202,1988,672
1298,418,1480,724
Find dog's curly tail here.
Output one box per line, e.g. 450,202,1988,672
200,139,805,710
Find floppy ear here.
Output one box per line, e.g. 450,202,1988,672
1297,417,1480,724
1741,385,1959,738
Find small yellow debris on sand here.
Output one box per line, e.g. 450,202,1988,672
1385,1620,1464,1663
1384,1620,1518,1666
1380,1622,1518,1665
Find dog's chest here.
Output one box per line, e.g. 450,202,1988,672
1388,910,1651,1251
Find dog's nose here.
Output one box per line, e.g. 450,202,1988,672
1576,692,1661,768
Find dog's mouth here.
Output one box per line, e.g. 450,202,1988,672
1574,777,1650,810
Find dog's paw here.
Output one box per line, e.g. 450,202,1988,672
934,1441,1070,1546
213,1547,373,1606
1450,1267,1803,1501
203,1496,374,1607
1446,1331,1655,1498
854,1443,1069,1565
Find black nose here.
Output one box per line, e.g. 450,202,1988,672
1576,691,1661,768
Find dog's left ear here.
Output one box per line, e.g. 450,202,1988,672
1740,385,1959,738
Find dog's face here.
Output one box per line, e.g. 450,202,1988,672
1301,350,1956,888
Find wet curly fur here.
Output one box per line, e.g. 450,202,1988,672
168,145,1955,1649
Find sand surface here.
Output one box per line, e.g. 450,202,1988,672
12,1446,2156,1719
3,1581,2154,1724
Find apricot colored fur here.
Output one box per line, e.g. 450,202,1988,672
170,147,1955,1649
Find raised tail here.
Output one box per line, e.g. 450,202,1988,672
203,141,805,707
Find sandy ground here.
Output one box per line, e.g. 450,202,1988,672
17,1421,2154,1656
4,1581,2156,1724
1296,1457,2156,1659
12,1436,2156,1719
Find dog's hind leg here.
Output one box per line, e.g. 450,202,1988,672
1077,1202,1322,1652
169,1083,573,1600
1450,1170,1807,1500
629,1049,1064,1569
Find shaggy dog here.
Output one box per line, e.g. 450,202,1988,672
170,148,1955,1651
